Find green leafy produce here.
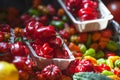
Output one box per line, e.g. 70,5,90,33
73,72,112,80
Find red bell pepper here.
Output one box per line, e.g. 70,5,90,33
25,21,43,38
11,42,29,57
33,25,56,40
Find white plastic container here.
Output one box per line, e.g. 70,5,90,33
58,0,113,32
25,37,75,70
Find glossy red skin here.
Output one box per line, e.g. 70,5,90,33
25,21,43,38
78,7,99,21
54,47,69,59
65,0,82,16
66,59,94,75
11,42,29,57
66,59,80,75
41,64,62,80
94,64,111,73
39,43,54,58
0,42,10,53
13,56,34,72
48,37,63,47
75,59,95,72
33,26,56,40
107,1,120,24
83,1,98,9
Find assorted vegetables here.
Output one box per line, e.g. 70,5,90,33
0,0,120,80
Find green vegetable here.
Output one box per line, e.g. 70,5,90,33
86,34,92,48
106,59,114,69
97,58,106,65
50,20,64,30
102,70,114,76
79,44,87,53
62,15,69,22
84,48,96,57
106,40,119,51
114,59,120,68
95,50,105,59
28,8,40,16
73,72,112,80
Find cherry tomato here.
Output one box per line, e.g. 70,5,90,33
107,1,120,24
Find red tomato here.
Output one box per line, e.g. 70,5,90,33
107,1,120,24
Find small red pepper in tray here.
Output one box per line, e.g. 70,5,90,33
33,25,56,40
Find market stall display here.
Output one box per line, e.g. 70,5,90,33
0,0,120,80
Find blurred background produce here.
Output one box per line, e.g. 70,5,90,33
102,0,120,24
0,0,120,80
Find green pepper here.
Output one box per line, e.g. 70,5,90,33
84,48,96,57
62,15,69,22
114,59,120,68
97,58,106,65
95,50,105,59
78,44,87,53
28,8,40,16
102,70,114,76
106,40,119,51
86,34,92,48
50,20,64,30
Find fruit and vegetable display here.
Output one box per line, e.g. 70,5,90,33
0,0,120,80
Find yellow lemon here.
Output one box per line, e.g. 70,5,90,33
0,61,19,80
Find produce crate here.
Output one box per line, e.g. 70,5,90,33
58,0,113,32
